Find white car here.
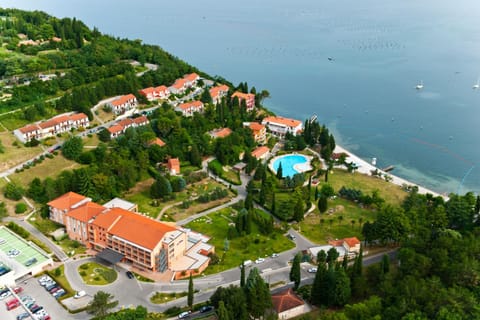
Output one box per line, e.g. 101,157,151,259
271,253,279,258
74,290,86,299
178,311,191,319
308,267,318,273
255,258,265,264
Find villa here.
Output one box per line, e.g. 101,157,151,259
169,73,200,95
261,116,303,138
107,116,150,139
208,127,232,139
209,84,229,104
175,101,204,117
272,288,310,320
251,146,270,160
139,85,170,101
168,158,181,175
308,237,361,262
149,137,166,147
14,112,90,143
232,91,255,112
244,122,267,144
108,94,138,115
48,192,214,278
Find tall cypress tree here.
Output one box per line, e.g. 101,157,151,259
290,252,302,290
187,274,194,309
240,263,246,288
276,162,283,179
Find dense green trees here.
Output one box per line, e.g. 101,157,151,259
87,291,119,318
62,136,84,160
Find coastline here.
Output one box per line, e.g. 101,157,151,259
333,145,446,199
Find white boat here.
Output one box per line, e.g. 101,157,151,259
371,157,377,166
415,80,424,90
473,78,479,89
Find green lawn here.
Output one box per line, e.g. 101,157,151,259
0,131,43,172
46,265,75,300
78,262,118,285
150,291,187,304
298,197,377,244
324,169,408,206
9,153,82,186
186,208,295,274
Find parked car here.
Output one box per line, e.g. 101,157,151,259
74,290,86,299
25,257,38,267
6,298,20,310
287,234,296,240
16,312,29,320
54,289,66,299
0,290,11,300
308,267,318,273
239,260,252,268
271,253,279,258
255,258,265,264
45,282,57,291
12,287,23,294
126,271,135,279
178,311,191,319
30,305,43,314
200,305,214,313
49,286,61,294
38,275,52,286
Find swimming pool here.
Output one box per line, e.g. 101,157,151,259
271,154,311,178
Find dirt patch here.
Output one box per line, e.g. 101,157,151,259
126,178,154,194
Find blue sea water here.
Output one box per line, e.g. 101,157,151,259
273,154,308,178
2,0,480,195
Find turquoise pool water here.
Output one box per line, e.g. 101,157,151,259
272,154,308,178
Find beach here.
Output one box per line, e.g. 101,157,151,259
334,145,445,199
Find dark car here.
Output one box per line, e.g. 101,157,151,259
126,271,135,279
30,305,43,314
200,306,214,313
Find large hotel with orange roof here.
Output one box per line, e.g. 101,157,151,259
48,192,214,278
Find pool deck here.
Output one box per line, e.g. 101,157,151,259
269,153,313,177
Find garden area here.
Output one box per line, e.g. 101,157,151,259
150,291,188,304
186,207,295,274
207,160,241,185
78,262,118,285
124,176,234,219
0,131,43,171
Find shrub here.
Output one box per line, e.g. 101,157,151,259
54,268,61,276
15,203,28,214
79,271,87,277
6,222,29,238
80,264,89,270
4,182,24,200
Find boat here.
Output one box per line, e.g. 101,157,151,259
415,80,424,90
371,157,377,166
473,78,479,89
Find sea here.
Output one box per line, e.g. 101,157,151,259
1,0,480,195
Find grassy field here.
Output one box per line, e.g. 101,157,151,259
298,197,377,244
124,177,233,218
78,262,118,285
186,208,295,274
9,153,82,186
150,291,187,304
164,195,234,222
324,168,408,206
94,107,116,123
0,131,43,171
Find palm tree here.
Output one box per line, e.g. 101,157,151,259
87,291,118,317
351,219,356,229
338,215,344,225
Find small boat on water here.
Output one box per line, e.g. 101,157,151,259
415,80,424,90
371,157,377,166
473,78,479,89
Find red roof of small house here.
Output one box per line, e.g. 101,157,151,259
108,125,124,134
139,87,155,96
251,146,270,159
66,202,105,223
69,113,88,121
184,73,199,83
150,137,166,147
155,85,169,93
117,118,134,128
168,158,181,173
232,91,255,101
178,101,203,110
19,124,40,134
262,116,302,128
249,122,265,132
111,94,136,107
133,115,149,125
272,288,305,314
209,84,229,99
328,239,344,247
47,192,89,211
211,128,232,138
171,78,187,89
92,207,178,250
344,237,360,247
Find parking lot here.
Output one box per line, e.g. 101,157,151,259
0,276,78,320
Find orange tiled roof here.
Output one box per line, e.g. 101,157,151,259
19,124,40,134
249,122,265,132
139,87,155,95
251,146,270,159
38,118,60,129
150,137,166,147
209,84,229,98
168,158,181,173
184,73,199,82
344,237,360,247
328,239,344,247
178,101,203,110
92,207,177,250
262,116,302,128
111,94,136,107
108,125,124,134
155,85,169,93
133,116,149,125
47,192,88,210
171,78,187,89
117,118,134,128
272,288,305,314
232,91,255,101
211,128,232,138
66,202,105,223
69,113,88,121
